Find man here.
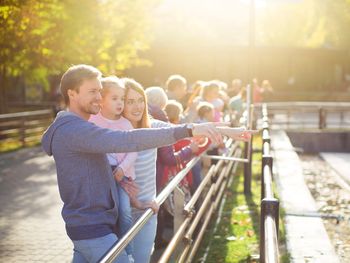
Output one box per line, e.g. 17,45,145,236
41,64,228,262
165,74,189,108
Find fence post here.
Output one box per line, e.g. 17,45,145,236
174,186,186,233
244,139,252,195
319,107,326,129
20,116,26,147
244,102,254,195
173,186,186,261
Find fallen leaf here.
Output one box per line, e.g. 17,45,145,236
246,229,254,237
226,235,237,241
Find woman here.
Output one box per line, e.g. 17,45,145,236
122,78,170,263
121,78,252,262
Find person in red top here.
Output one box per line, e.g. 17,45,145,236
253,78,263,104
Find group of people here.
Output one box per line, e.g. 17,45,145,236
42,64,257,263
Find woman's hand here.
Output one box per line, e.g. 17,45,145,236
130,198,159,214
216,127,259,142
192,122,230,145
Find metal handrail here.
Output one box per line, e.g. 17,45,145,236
179,149,241,263
260,103,280,263
98,155,202,263
160,144,241,263
263,165,273,199
264,216,279,263
100,111,251,262
257,101,350,109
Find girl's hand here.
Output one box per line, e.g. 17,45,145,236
113,167,125,182
120,179,139,199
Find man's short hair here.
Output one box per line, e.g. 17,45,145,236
60,64,102,105
166,74,186,92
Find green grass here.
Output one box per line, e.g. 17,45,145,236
195,135,289,263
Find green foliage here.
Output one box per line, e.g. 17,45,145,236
0,0,157,95
258,0,350,48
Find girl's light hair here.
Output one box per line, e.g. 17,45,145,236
164,100,183,123
100,76,124,97
122,78,150,128
145,86,168,109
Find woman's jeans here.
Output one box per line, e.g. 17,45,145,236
116,182,133,256
72,233,129,263
132,212,157,263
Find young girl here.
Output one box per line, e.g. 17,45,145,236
89,76,139,263
200,81,224,122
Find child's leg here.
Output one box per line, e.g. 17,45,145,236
116,182,133,256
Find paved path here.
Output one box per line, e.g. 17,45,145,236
0,147,72,262
0,147,165,263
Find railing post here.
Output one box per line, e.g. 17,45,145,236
173,186,186,233
244,139,252,195
20,116,26,147
260,198,279,263
244,101,254,195
173,186,186,260
318,107,326,129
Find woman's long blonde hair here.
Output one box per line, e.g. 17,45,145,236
122,78,151,128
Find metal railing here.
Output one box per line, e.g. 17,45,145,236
260,104,280,263
255,102,350,130
99,85,255,263
99,136,244,262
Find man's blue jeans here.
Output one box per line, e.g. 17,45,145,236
72,233,130,263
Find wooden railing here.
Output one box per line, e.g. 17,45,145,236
0,109,53,148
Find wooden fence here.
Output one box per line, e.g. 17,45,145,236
0,109,53,148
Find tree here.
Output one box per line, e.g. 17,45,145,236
258,0,350,48
0,0,157,113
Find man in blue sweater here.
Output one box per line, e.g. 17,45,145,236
41,64,228,263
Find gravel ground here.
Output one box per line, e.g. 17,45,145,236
300,154,350,263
